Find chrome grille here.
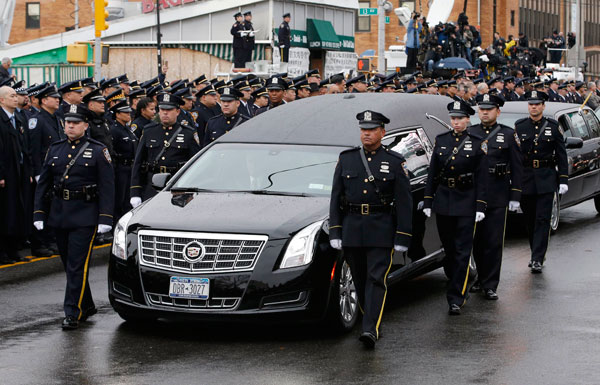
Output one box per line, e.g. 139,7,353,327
146,293,240,310
138,230,268,274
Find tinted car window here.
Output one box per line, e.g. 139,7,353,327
567,112,591,140
173,143,343,197
383,131,429,179
582,109,600,138
470,112,528,129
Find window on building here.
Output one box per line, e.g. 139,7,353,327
26,2,40,29
356,1,371,32
511,10,515,26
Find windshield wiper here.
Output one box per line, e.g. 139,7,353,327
238,190,311,197
170,187,216,192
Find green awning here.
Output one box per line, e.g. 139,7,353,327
307,19,341,50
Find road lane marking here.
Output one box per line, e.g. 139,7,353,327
0,244,111,269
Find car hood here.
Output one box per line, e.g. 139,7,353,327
131,191,329,239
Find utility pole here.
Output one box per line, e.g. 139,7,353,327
378,0,385,73
156,0,163,77
575,0,583,74
74,0,79,29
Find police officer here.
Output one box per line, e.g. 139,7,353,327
254,77,287,115
423,100,488,315
56,80,85,121
278,13,291,63
468,94,523,299
329,110,412,348
110,100,136,221
243,11,255,65
33,104,114,329
250,87,269,115
231,12,246,68
191,85,219,137
83,88,114,158
130,93,201,206
514,91,568,273
174,87,198,130
131,97,157,139
203,86,250,146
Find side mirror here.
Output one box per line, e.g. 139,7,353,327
565,137,584,149
152,173,171,190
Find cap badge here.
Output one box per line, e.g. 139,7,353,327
69,104,78,113
273,77,278,84
532,91,537,98
454,101,461,110
164,94,170,102
364,111,372,121
483,94,490,102
224,88,230,95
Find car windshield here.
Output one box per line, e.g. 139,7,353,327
172,143,345,197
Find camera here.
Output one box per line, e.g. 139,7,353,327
413,12,420,20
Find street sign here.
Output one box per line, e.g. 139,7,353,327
359,8,378,16
385,16,390,24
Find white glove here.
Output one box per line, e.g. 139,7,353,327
330,239,342,250
475,212,486,222
417,201,424,210
98,224,112,234
423,208,431,217
394,245,408,252
279,45,285,48
559,184,568,195
35,175,40,183
33,221,44,231
508,200,520,212
130,197,142,208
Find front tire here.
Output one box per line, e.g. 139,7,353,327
326,258,359,333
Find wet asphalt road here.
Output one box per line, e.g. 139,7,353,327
1,201,600,385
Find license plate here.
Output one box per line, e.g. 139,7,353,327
169,277,210,299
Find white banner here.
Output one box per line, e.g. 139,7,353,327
286,48,311,77
324,51,358,78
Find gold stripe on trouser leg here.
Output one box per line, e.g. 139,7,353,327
77,227,97,321
375,249,394,339
462,221,478,297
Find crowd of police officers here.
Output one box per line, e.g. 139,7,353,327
0,61,583,332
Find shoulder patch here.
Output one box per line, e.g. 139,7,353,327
103,148,112,163
481,140,488,155
401,162,410,177
191,111,198,121
28,118,37,129
131,123,138,132
280,24,285,28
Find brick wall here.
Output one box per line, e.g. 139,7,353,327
355,0,521,59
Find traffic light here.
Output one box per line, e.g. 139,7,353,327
94,0,109,38
357,58,371,72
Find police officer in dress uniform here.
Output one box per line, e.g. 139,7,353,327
56,80,85,122
423,100,488,315
243,11,255,65
514,91,568,273
83,88,114,158
254,77,287,116
33,104,114,329
203,87,250,147
278,13,291,63
131,97,157,139
174,88,198,131
468,94,523,299
130,93,201,206
329,110,412,349
109,100,136,221
192,85,219,138
231,12,246,68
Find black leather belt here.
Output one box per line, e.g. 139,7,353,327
346,203,393,215
53,185,97,201
440,173,473,189
115,158,134,166
527,159,554,168
142,163,181,174
489,163,510,176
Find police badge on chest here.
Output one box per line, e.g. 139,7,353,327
380,161,390,174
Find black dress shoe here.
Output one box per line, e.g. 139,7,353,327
31,247,54,258
448,304,461,315
47,244,59,255
0,255,14,265
531,261,543,274
484,289,499,300
80,307,98,322
359,332,377,349
62,316,79,330
469,281,482,293
528,260,533,268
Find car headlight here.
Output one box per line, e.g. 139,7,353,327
112,211,133,260
279,220,324,269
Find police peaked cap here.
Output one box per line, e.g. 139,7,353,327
283,12,291,18
110,100,133,114
12,80,28,95
266,76,288,90
174,87,195,100
117,74,130,84
356,110,390,129
100,77,120,90
243,11,252,16
157,93,184,109
192,75,209,87
36,84,61,100
476,93,505,108
196,85,217,97
251,87,268,98
64,104,92,122
234,12,242,18
59,80,84,94
447,100,475,117
106,88,126,104
128,88,146,99
27,82,48,97
81,77,97,89
525,90,549,104
83,88,106,104
218,86,243,101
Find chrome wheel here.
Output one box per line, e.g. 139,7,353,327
551,191,560,232
339,261,358,323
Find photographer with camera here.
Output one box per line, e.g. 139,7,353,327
407,12,423,71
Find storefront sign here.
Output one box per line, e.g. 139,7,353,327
324,51,358,78
142,0,199,14
287,48,311,77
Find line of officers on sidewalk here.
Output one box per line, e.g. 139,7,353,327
329,91,568,349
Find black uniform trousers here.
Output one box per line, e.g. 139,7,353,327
436,215,475,306
521,193,554,263
234,48,246,68
113,164,132,221
280,47,289,63
55,226,97,319
473,207,507,291
344,247,393,338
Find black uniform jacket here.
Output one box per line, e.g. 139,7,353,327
88,114,115,158
424,130,488,216
130,116,153,139
278,21,291,48
28,108,64,176
33,136,115,228
231,21,245,48
110,121,137,163
514,116,568,194
130,122,200,197
329,145,413,248
203,111,250,147
468,123,523,207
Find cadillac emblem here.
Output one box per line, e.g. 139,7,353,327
182,241,206,263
